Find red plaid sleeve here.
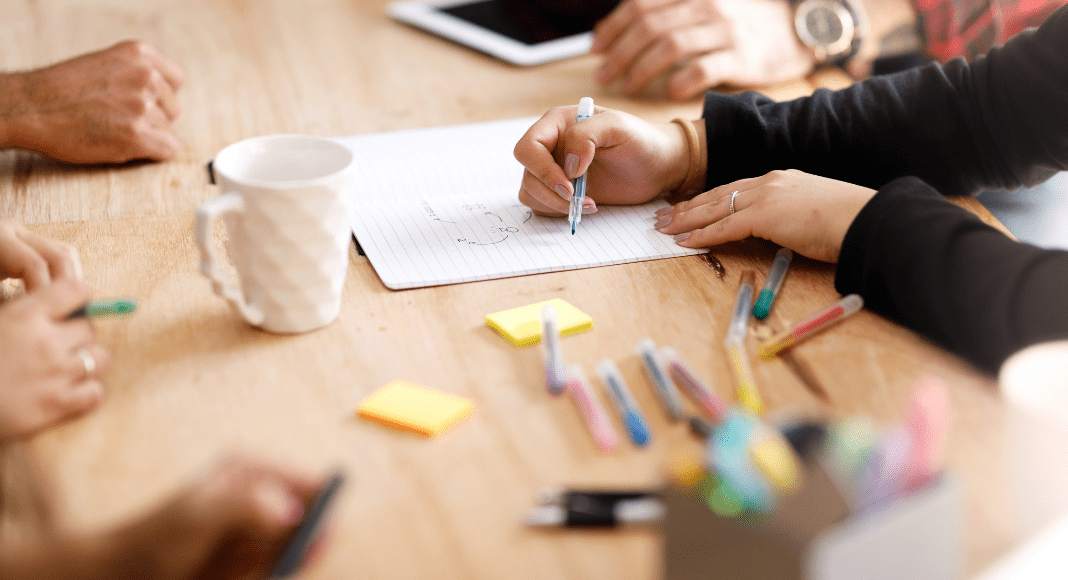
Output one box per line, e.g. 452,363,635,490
913,0,1066,60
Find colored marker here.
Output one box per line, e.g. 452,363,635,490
748,421,802,495
758,294,864,360
568,97,595,235
753,248,792,319
269,471,345,579
660,346,727,422
902,376,952,492
541,305,566,395
564,364,618,452
725,270,756,344
726,340,764,416
706,412,775,513
725,270,763,415
637,338,685,421
67,298,137,319
596,359,651,447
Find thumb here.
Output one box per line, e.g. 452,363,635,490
34,277,91,319
560,109,636,179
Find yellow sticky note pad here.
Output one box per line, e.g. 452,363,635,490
357,381,474,437
485,298,593,347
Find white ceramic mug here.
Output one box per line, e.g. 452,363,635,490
195,134,354,334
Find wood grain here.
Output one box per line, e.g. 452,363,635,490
0,1,1019,578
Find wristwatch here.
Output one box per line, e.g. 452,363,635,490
792,0,866,67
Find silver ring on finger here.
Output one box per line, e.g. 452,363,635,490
75,347,96,380
729,190,740,215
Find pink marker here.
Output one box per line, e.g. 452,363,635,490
902,375,952,491
660,347,728,422
564,364,619,452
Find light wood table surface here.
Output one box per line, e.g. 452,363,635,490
0,1,1020,578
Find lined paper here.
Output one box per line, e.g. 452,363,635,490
337,118,702,290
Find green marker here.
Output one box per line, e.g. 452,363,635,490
68,298,138,319
753,248,792,320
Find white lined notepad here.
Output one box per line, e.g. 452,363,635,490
337,118,702,290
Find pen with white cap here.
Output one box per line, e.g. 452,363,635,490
568,97,595,235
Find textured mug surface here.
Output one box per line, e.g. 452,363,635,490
199,135,354,333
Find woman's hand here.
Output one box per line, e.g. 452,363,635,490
0,219,82,290
0,278,108,441
514,105,692,215
654,169,876,262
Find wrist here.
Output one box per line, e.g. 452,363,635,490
0,72,34,150
667,119,707,203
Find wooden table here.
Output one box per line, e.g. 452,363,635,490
0,1,1020,578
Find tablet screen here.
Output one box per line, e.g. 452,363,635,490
440,0,613,45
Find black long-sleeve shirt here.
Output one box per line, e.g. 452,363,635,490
699,5,1068,373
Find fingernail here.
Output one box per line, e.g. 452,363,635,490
674,232,691,243
655,205,675,217
565,153,580,178
582,205,598,215
553,184,571,200
256,482,304,526
654,216,672,229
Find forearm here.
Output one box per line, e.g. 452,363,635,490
700,6,1068,195
835,178,1068,374
0,72,39,153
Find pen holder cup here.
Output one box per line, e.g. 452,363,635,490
660,470,962,580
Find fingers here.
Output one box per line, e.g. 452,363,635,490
592,0,678,53
190,456,324,538
66,343,110,380
625,23,728,94
18,229,83,287
2,231,52,290
668,49,739,100
514,107,618,213
57,377,106,418
132,123,181,161
513,107,576,207
37,277,92,319
598,1,687,85
140,43,185,92
147,66,181,121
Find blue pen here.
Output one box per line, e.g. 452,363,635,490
753,248,792,319
568,97,594,235
637,338,685,421
596,359,651,447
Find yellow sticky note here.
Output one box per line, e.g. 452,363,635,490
357,381,474,437
485,298,592,347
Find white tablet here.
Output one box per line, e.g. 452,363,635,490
388,0,594,67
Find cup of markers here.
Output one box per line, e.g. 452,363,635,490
672,410,803,518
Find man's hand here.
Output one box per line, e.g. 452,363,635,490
593,0,817,99
0,40,184,163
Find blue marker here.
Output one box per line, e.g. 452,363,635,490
753,248,792,319
637,338,685,421
568,97,594,235
596,359,650,447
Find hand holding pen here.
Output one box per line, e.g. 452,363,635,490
513,104,693,216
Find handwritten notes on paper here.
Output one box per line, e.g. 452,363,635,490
337,118,703,290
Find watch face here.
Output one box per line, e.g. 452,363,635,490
794,0,855,61
805,6,845,45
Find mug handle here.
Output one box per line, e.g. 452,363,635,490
194,193,266,325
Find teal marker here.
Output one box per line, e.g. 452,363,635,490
568,97,594,235
68,298,138,319
753,248,792,320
